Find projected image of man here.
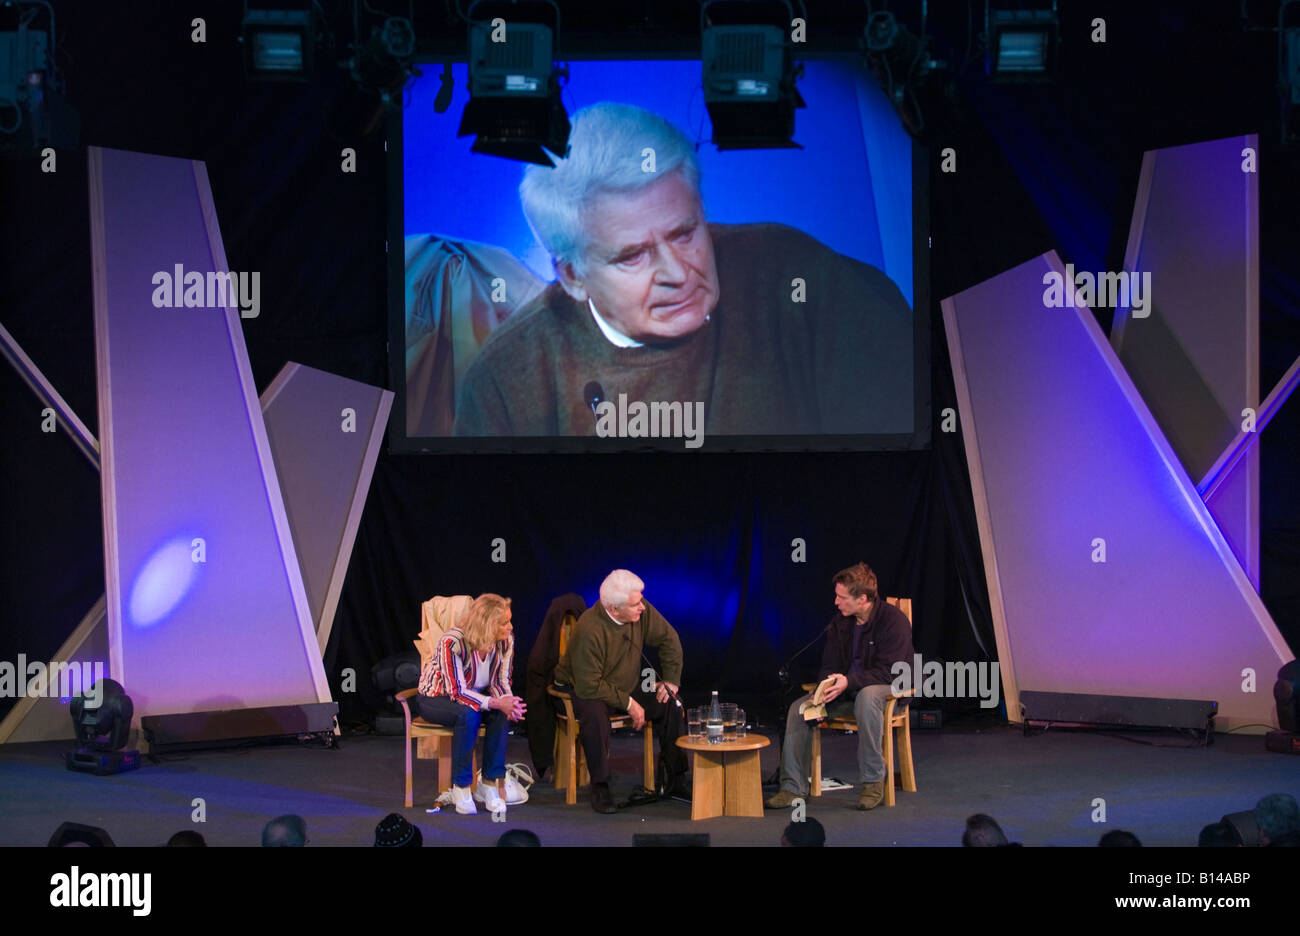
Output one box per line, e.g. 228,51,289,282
452,102,912,439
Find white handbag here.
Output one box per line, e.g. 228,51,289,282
502,762,534,805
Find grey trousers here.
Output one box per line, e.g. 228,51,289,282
779,684,893,795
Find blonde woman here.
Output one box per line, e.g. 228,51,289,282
417,593,526,815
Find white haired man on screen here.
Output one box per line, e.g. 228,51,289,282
452,101,913,439
553,569,688,813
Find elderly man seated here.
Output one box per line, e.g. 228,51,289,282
554,569,688,813
452,101,912,440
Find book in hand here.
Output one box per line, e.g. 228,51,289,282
799,676,839,721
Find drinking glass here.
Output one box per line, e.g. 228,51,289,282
687,707,703,740
721,703,738,741
734,708,747,739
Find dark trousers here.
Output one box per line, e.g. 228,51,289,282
567,688,687,786
416,694,509,788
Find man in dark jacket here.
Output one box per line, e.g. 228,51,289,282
767,562,914,811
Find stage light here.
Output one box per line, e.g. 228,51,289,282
67,679,140,776
860,9,947,139
1268,660,1300,754
701,0,805,150
458,0,569,166
241,5,314,82
347,15,419,105
986,2,1059,80
1,3,78,150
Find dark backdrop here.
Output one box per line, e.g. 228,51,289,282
2,1,1297,727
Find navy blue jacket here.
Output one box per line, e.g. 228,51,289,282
818,600,914,693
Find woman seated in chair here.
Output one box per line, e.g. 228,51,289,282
417,593,526,815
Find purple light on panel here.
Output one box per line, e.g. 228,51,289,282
127,537,200,627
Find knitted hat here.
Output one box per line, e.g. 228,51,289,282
374,813,422,847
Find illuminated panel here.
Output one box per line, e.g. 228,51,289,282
261,362,392,651
89,147,330,718
944,252,1289,731
0,361,389,742
1111,135,1259,586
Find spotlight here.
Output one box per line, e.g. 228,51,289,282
701,0,804,150
1267,660,1300,753
67,678,140,776
1,3,78,150
348,16,419,105
241,4,314,82
986,2,1060,80
458,0,569,165
860,9,947,139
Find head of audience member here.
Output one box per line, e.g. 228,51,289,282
961,814,1009,847
1098,830,1142,847
833,562,878,621
600,569,646,624
262,814,308,847
1254,793,1300,846
496,829,542,847
1198,821,1242,847
166,830,206,847
781,818,826,847
520,102,719,344
374,813,422,847
461,593,513,653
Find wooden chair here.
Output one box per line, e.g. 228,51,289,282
548,612,655,805
395,688,486,808
806,597,917,806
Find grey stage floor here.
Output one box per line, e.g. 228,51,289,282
1,720,1295,846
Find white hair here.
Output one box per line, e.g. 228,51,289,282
519,102,701,277
599,569,645,610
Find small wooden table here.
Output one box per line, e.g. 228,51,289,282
675,735,770,820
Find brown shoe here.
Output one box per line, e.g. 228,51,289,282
765,789,801,809
857,780,886,810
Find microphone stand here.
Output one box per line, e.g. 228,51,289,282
766,620,834,786
618,627,690,809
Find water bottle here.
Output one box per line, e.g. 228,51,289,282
707,690,723,743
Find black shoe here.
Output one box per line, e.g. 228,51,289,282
590,782,618,814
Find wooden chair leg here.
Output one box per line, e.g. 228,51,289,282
643,725,655,791
436,734,453,794
552,726,565,790
566,725,579,805
405,732,414,808
883,716,896,807
811,724,822,797
899,715,917,793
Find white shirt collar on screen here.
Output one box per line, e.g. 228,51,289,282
589,298,644,348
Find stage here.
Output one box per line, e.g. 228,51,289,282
1,718,1287,847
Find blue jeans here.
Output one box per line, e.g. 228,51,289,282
417,695,509,787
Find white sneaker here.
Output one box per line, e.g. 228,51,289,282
450,784,477,815
475,779,506,814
